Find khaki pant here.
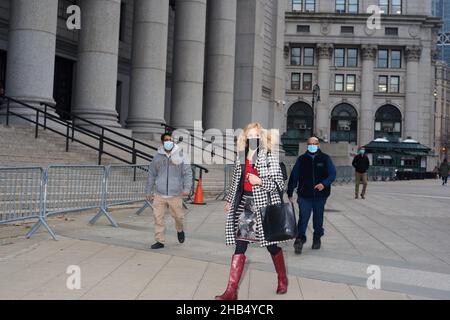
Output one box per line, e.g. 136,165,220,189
355,172,368,197
153,195,185,244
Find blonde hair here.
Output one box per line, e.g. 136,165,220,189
236,122,274,152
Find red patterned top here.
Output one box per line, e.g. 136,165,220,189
244,158,259,192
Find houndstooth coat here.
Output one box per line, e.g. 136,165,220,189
225,149,286,247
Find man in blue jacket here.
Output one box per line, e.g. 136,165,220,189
287,136,336,255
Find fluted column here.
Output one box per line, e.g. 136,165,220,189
5,0,58,108
360,45,377,146
73,0,121,127
316,43,333,140
127,0,170,138
405,45,422,139
203,0,237,131
170,0,207,131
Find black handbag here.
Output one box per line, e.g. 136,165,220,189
261,183,298,242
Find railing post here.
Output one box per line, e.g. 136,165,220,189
35,111,39,138
65,123,70,152
98,128,104,165
43,103,47,130
132,141,137,164
6,99,10,126
71,118,75,142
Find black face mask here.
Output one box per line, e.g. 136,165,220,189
247,138,260,151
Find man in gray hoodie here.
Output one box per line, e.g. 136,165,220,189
146,133,193,249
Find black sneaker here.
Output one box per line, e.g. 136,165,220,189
312,237,321,250
177,231,185,244
151,242,164,250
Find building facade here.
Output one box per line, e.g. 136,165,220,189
282,0,441,169
434,60,450,162
0,0,285,139
433,0,450,66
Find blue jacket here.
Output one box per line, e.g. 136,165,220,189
287,150,336,199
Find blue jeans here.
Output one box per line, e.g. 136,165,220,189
297,197,327,239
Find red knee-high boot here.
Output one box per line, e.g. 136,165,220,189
271,249,288,294
215,254,246,300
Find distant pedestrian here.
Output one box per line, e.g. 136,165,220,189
439,159,449,186
352,147,370,199
145,133,193,250
287,136,336,255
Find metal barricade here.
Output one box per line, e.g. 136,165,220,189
26,165,107,239
90,164,151,221
0,167,43,225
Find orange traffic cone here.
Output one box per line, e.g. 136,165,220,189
192,177,206,205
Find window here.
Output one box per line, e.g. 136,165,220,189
377,49,389,68
335,74,345,91
334,49,345,67
292,0,303,11
379,0,402,14
347,49,358,67
378,76,388,92
336,0,358,13
305,0,315,12
341,26,354,34
291,73,301,90
390,76,400,93
303,73,312,90
391,0,402,14
391,50,401,68
346,75,356,92
331,103,358,143
348,0,358,13
297,25,310,33
336,0,345,13
304,48,315,66
374,105,402,141
385,27,398,36
379,0,389,14
291,47,301,65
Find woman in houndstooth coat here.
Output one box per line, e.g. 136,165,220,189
215,122,288,300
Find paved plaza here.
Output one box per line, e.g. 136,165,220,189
1,179,450,300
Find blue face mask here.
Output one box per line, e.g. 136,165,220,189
359,150,365,155
307,144,319,154
163,141,174,151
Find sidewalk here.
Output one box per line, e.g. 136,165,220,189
0,234,420,300
1,179,449,300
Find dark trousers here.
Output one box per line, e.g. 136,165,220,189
297,197,327,239
443,176,448,185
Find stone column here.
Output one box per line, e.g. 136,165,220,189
360,45,377,146
5,0,58,108
203,0,237,131
316,43,333,141
170,0,207,131
405,45,422,139
126,0,170,138
73,0,121,127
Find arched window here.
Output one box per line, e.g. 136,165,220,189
281,102,314,155
330,103,358,143
374,105,402,142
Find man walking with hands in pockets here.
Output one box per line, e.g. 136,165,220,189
146,133,192,250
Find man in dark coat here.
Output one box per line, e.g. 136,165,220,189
352,147,370,199
287,137,336,255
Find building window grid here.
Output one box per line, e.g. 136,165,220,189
292,0,316,12
290,73,313,91
379,0,402,15
378,75,400,93
377,49,402,69
334,48,358,67
291,73,301,90
336,0,358,13
304,48,315,66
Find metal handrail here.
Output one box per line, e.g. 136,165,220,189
2,95,209,175
161,123,237,162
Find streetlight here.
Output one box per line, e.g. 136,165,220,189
312,84,320,139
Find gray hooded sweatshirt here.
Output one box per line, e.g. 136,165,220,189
146,144,193,197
